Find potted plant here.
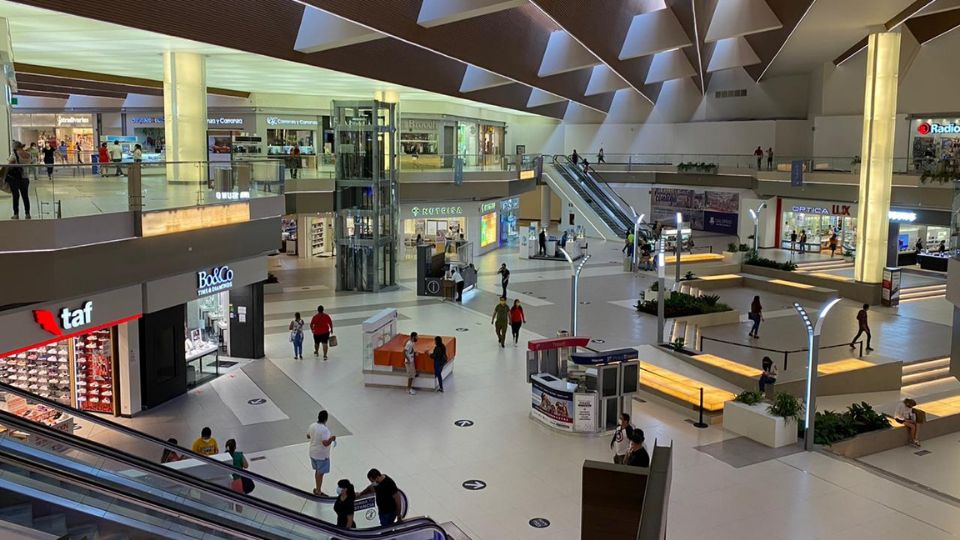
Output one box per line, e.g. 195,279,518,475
768,393,804,424
723,391,800,448
733,391,765,405
722,242,745,264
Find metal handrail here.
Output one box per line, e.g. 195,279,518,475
0,405,447,539
698,335,864,370
0,381,437,537
553,155,632,235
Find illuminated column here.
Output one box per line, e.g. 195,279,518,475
0,18,14,156
854,33,900,283
163,52,207,184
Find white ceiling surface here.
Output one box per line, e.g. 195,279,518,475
645,49,696,84
417,0,525,27
537,30,599,77
294,6,384,54
619,8,691,60
0,0,537,117
763,0,919,77
915,0,960,17
704,0,782,43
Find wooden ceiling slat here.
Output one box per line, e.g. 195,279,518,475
17,82,127,99
743,0,816,81
904,6,960,43
14,62,248,97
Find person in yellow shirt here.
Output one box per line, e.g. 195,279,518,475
191,427,219,456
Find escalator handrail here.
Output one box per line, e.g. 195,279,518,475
550,157,625,231
553,155,634,232
0,408,447,539
0,382,439,538
556,154,638,226
0,449,269,540
0,380,399,516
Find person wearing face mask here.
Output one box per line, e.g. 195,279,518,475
359,469,402,526
333,479,356,529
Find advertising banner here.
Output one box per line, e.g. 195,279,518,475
531,379,574,431
573,393,597,432
881,267,902,307
652,188,737,232
704,191,740,213
791,160,804,187
703,211,739,235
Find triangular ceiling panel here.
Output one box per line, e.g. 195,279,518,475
705,0,782,43
417,0,526,27
294,6,383,54
538,31,600,77
706,37,760,72
459,64,512,93
527,87,566,107
645,49,696,84
584,65,630,96
619,8,692,60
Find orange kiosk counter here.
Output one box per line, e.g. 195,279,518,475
373,333,457,374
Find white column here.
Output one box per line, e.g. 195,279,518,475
163,52,207,184
540,185,552,229
854,33,900,284
0,18,14,156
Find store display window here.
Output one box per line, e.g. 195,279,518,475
73,329,116,414
267,129,315,155
403,218,465,252
185,292,229,387
499,198,519,245
0,341,70,405
781,212,857,253
480,212,498,248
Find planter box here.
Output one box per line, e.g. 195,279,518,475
722,251,745,265
723,400,798,448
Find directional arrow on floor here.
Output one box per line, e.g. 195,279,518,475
529,518,550,528
462,480,486,491
454,419,474,428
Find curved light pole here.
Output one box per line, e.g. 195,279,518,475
632,213,645,271
674,212,683,289
793,298,841,451
748,201,767,257
657,234,666,343
559,247,591,335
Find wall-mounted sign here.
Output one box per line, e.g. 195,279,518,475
888,211,917,222
519,169,536,180
56,114,93,127
130,116,164,125
197,266,235,296
208,117,244,127
917,122,960,135
215,191,251,201
33,301,93,337
266,116,318,127
129,116,247,127
409,206,464,217
402,119,439,132
480,202,497,213
791,204,851,216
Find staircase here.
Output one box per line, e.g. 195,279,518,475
899,283,947,302
902,357,954,390
795,259,854,274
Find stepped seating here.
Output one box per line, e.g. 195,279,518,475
902,357,953,389
661,253,725,265
741,273,838,302
638,362,736,412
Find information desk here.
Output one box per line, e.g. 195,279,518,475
373,333,456,374
530,373,598,433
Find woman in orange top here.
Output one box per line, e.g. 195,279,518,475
509,300,526,347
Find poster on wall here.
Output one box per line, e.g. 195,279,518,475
531,379,574,431
703,211,739,235
573,393,596,432
480,212,498,247
651,188,738,234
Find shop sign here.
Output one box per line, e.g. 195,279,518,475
208,117,244,127
480,202,497,213
500,198,519,212
215,191,250,200
791,204,851,216
889,211,917,222
266,116,318,127
410,206,464,217
131,116,164,125
33,301,93,337
197,266,235,296
917,122,960,135
56,114,92,127
402,119,438,132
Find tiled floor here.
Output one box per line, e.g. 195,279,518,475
860,433,960,502
107,239,960,539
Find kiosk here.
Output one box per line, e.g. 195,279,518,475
361,309,456,389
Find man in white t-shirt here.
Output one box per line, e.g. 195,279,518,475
108,140,124,177
306,410,336,496
404,332,418,396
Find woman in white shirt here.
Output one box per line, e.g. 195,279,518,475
894,398,920,447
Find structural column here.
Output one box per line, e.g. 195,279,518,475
854,32,900,283
0,18,14,157
162,52,207,184
540,185,552,230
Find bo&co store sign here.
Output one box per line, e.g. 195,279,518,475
197,266,235,296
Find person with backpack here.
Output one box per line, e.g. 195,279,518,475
3,141,32,219
432,336,448,393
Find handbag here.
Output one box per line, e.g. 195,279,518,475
328,334,338,347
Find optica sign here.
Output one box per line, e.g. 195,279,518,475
917,122,960,135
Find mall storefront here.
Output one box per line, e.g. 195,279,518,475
399,197,519,259
139,257,266,408
12,112,100,161
777,198,858,253
0,286,143,418
909,116,960,171
399,115,506,170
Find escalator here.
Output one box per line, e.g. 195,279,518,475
0,383,447,540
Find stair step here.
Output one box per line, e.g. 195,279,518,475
68,523,100,540
900,291,946,300
902,367,953,386
902,283,947,292
33,514,68,537
0,503,33,528
902,358,950,375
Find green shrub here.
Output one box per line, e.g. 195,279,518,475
636,291,733,318
727,242,739,252
814,401,891,446
670,338,685,352
768,393,803,423
744,255,797,272
677,161,718,174
738,243,751,252
734,391,765,406
700,294,720,306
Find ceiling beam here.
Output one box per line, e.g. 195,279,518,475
833,0,936,66
17,82,127,99
904,5,960,43
748,0,817,81
14,89,70,99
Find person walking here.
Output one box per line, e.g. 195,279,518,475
894,398,921,447
334,479,356,529
497,263,510,298
798,230,807,254
790,230,798,252
109,140,124,177
432,336,447,392
748,295,763,338
75,141,83,164
4,141,32,220
27,142,39,181
850,303,874,352
625,429,650,467
41,141,56,180
306,410,336,496
452,265,465,302
766,147,774,171
597,147,605,164
610,413,634,464
97,143,110,178
641,242,653,271
509,300,526,347
225,439,253,495
404,332,418,395
538,229,547,256
754,146,763,169
160,438,185,463
289,312,305,359
491,297,510,348
359,469,401,526
582,158,590,173
758,356,778,394
915,238,924,253
289,145,302,179
191,427,219,456
310,305,334,360
829,233,839,258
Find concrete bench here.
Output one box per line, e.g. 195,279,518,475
638,361,736,413
828,407,960,458
741,273,839,302
661,253,726,266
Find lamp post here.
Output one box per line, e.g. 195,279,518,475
674,212,683,289
793,298,841,451
657,235,666,344
559,247,591,335
632,213,645,271
748,202,767,257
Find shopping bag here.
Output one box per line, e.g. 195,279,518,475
329,334,338,347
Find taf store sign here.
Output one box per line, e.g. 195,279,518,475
198,266,235,296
